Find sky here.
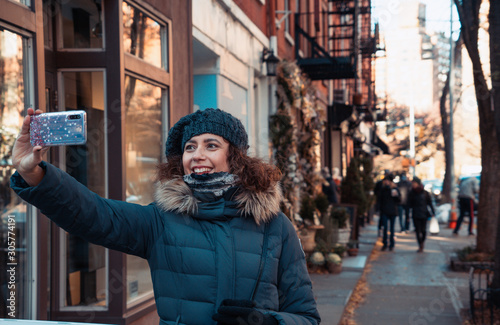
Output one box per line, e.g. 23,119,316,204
372,0,460,38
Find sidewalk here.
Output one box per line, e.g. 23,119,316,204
311,217,475,325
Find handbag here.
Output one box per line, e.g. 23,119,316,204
429,215,440,235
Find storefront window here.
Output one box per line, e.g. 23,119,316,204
125,75,164,304
123,2,166,69
58,0,103,49
60,71,108,309
0,29,34,318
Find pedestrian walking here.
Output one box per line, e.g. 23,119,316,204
378,174,401,251
453,176,480,236
322,167,339,204
408,177,435,253
10,108,321,325
374,170,389,237
397,172,412,233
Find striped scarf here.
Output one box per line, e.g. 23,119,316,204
183,172,238,199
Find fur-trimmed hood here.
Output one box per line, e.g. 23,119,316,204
154,178,283,225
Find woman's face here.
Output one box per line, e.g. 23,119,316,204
182,133,230,175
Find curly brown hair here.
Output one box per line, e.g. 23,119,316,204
156,144,281,191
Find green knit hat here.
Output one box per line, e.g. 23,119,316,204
165,108,249,157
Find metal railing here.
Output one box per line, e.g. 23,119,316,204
469,264,500,324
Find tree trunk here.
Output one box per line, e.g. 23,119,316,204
439,72,452,204
488,0,500,296
439,34,462,204
455,0,500,255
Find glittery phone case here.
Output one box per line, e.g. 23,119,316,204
30,111,87,146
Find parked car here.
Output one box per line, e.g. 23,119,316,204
422,179,443,203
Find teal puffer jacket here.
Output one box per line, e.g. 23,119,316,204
11,162,320,325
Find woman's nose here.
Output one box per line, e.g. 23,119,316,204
192,148,205,160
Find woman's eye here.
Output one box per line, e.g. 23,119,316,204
207,143,219,149
185,144,195,151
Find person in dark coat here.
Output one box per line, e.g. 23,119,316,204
322,167,339,204
378,174,401,251
397,173,412,233
10,108,320,325
408,177,435,253
374,170,389,237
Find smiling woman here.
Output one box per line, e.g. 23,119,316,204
182,134,230,175
10,107,321,324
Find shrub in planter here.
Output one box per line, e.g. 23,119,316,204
333,243,347,257
326,253,342,274
300,195,319,226
309,251,326,273
310,251,326,265
314,193,330,216
326,253,342,265
330,207,349,229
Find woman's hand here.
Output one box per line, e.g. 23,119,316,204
12,108,48,186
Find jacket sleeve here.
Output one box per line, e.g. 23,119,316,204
426,191,435,215
267,215,321,325
10,161,161,259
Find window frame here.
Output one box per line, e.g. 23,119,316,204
123,0,170,72
55,68,110,312
123,72,169,307
55,0,106,51
0,25,37,319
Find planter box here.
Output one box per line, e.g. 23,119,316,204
327,262,342,274
337,228,351,244
449,253,494,272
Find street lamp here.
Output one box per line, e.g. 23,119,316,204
262,48,280,77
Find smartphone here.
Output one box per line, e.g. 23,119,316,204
30,110,87,146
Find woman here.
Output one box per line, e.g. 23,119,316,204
408,177,435,253
11,108,320,325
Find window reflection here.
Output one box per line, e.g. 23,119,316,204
125,75,162,303
61,71,107,308
0,30,32,319
59,0,103,49
9,0,30,6
123,2,164,69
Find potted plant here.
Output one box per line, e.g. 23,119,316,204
332,243,347,257
309,251,326,273
325,253,342,274
346,240,359,256
330,207,350,244
330,207,349,229
298,196,324,253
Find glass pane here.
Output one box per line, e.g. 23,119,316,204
125,75,162,303
123,2,164,68
61,71,107,308
60,0,103,49
43,0,54,49
0,30,32,318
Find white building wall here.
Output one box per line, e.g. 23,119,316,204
192,0,273,159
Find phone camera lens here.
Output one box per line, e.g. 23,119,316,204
69,115,81,120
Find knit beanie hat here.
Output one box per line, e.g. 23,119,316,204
165,108,249,157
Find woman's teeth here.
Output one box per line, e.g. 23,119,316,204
193,167,212,174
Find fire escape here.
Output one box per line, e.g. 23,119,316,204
294,0,357,80
295,0,387,154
